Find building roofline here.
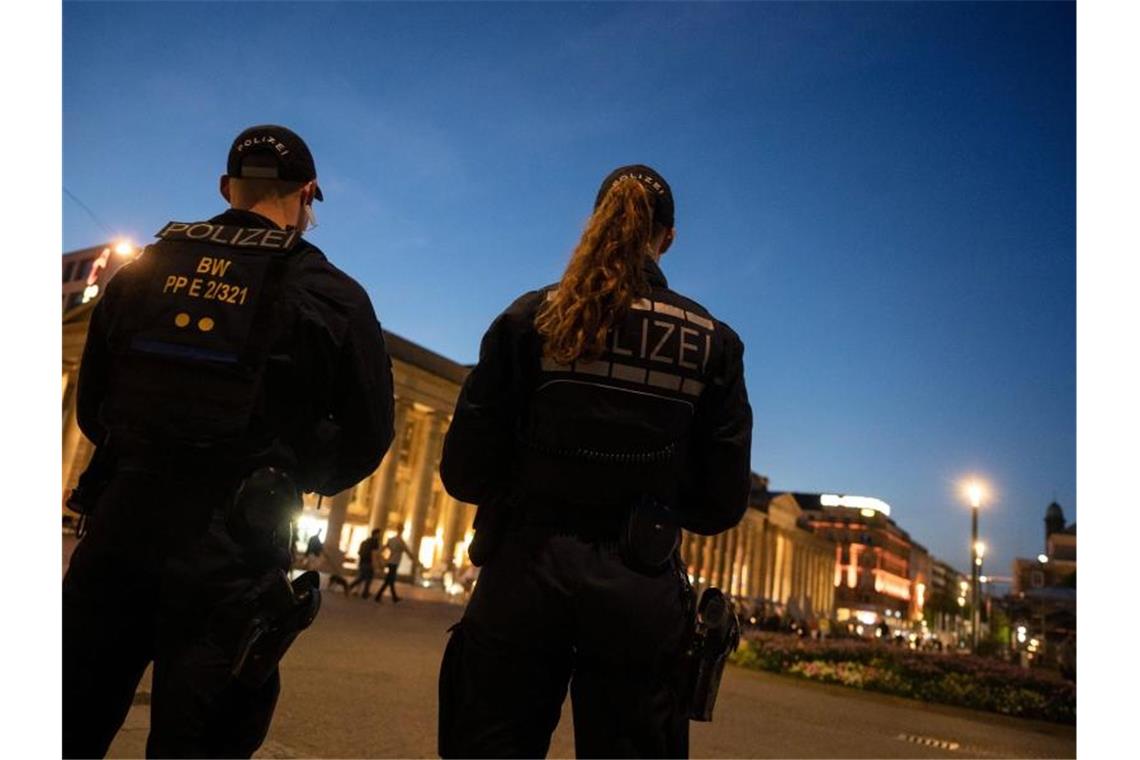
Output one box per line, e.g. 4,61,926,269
382,330,470,385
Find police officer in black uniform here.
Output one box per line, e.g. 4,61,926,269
62,125,395,758
437,165,753,758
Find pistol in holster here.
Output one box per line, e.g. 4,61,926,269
685,587,741,722
230,569,322,689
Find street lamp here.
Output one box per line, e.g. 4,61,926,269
963,480,988,653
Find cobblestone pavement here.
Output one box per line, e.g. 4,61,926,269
98,583,1075,759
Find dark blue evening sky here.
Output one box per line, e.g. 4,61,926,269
63,1,1075,579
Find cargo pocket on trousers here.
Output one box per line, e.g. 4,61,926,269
437,620,466,759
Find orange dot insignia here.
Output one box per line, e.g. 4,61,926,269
198,317,215,332
174,312,191,328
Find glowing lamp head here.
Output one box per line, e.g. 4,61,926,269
966,481,984,509
113,240,135,256
1037,554,1049,564
974,540,987,559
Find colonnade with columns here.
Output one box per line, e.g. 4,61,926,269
306,355,476,581
680,497,836,621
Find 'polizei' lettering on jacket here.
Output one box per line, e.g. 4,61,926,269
156,221,298,251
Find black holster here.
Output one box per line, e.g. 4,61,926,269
686,587,741,722
230,570,321,689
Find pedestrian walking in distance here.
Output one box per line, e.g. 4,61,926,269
62,124,395,759
437,165,752,757
375,532,413,603
347,529,382,597
302,530,325,571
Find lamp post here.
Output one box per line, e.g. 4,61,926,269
966,482,984,653
1036,554,1049,656
973,540,986,651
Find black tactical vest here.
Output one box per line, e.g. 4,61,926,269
102,221,304,451
516,288,719,510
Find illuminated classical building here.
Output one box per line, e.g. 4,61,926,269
681,477,837,623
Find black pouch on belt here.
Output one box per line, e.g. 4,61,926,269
620,495,681,574
227,466,301,554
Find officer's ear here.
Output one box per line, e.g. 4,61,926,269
658,227,675,257
220,175,232,204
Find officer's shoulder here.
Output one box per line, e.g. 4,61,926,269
289,241,373,309
496,287,548,324
660,286,727,331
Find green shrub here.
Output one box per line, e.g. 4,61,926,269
730,633,1075,724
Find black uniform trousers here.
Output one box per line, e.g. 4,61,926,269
63,469,284,759
439,525,693,758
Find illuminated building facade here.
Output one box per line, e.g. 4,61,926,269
926,558,970,646
681,477,837,623
791,492,931,628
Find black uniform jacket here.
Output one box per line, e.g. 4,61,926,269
76,208,395,496
440,258,753,536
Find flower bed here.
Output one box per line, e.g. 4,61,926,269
730,633,1075,724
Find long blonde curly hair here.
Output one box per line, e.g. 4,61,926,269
536,177,663,364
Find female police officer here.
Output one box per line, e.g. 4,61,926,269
437,165,753,758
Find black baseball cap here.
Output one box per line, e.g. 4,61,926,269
226,124,323,201
594,164,674,227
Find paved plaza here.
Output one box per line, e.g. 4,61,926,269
98,581,1076,759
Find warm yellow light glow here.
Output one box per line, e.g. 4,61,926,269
974,540,987,559
959,580,969,591
967,482,984,508
957,596,966,606
113,240,135,256
1037,553,1049,564
418,536,437,569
